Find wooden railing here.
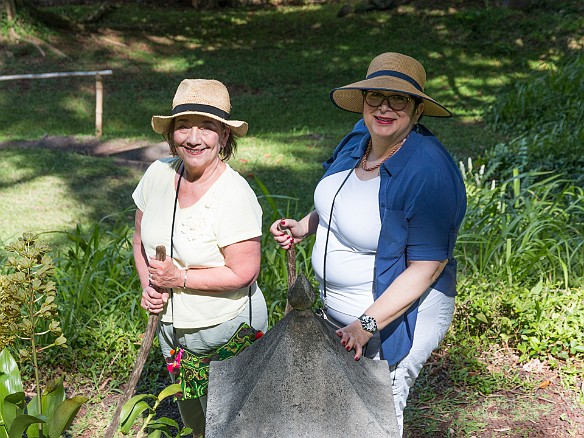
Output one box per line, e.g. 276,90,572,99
0,70,113,138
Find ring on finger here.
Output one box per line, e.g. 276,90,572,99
148,273,153,280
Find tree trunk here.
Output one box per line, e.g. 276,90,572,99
4,0,18,21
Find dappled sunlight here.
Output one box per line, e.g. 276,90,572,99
0,147,139,246
152,58,190,73
145,35,174,46
1,1,580,234
1,5,583,436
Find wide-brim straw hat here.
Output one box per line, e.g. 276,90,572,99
330,52,451,117
152,79,248,137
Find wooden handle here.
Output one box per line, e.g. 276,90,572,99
278,226,297,315
104,245,167,438
155,245,166,262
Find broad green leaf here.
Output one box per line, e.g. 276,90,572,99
475,313,488,324
147,430,163,438
42,378,66,420
179,427,193,437
149,416,179,429
157,384,182,402
46,396,88,438
8,415,45,438
0,349,24,420
26,395,41,416
1,392,25,431
120,400,153,435
147,417,176,436
119,394,155,430
25,396,42,438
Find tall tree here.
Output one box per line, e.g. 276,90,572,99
4,0,17,21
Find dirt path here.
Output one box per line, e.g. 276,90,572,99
0,134,170,170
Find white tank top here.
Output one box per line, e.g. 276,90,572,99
312,169,381,325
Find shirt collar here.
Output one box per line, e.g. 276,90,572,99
381,128,423,177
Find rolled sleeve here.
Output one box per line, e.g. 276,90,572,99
406,175,456,261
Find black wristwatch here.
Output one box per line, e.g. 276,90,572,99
358,314,378,333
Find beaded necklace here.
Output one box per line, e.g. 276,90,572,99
360,137,406,171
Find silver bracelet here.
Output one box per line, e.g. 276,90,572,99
183,270,188,289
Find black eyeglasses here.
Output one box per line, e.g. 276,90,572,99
362,91,412,111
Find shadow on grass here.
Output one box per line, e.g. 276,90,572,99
0,146,140,247
2,2,576,152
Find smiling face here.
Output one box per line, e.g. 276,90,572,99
362,91,424,148
172,114,229,173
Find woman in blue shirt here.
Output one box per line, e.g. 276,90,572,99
270,52,466,436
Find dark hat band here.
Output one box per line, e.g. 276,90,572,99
366,70,423,92
172,103,230,120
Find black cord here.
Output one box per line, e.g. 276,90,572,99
170,163,184,346
322,167,355,310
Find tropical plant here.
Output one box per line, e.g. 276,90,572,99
117,383,192,437
53,217,141,345
456,159,584,287
0,234,87,438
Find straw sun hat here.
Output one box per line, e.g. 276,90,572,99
330,52,451,117
151,79,248,137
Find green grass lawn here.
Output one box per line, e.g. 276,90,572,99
2,1,581,242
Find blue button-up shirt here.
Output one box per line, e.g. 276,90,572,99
321,119,466,365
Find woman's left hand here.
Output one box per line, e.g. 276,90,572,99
336,320,373,361
148,257,181,289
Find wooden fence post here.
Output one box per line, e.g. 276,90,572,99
95,74,104,138
0,70,113,138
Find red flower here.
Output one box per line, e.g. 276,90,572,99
255,331,264,340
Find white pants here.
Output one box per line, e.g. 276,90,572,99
389,288,455,437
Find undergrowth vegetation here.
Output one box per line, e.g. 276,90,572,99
485,54,584,186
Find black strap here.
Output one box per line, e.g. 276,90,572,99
172,103,230,120
366,70,423,92
170,164,184,346
322,167,355,309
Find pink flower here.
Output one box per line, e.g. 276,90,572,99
167,348,183,375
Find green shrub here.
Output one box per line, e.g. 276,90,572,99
53,218,141,346
457,159,584,287
485,53,584,184
455,277,584,362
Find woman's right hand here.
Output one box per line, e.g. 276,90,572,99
141,284,169,314
269,218,303,250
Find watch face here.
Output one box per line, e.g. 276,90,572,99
360,315,377,333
